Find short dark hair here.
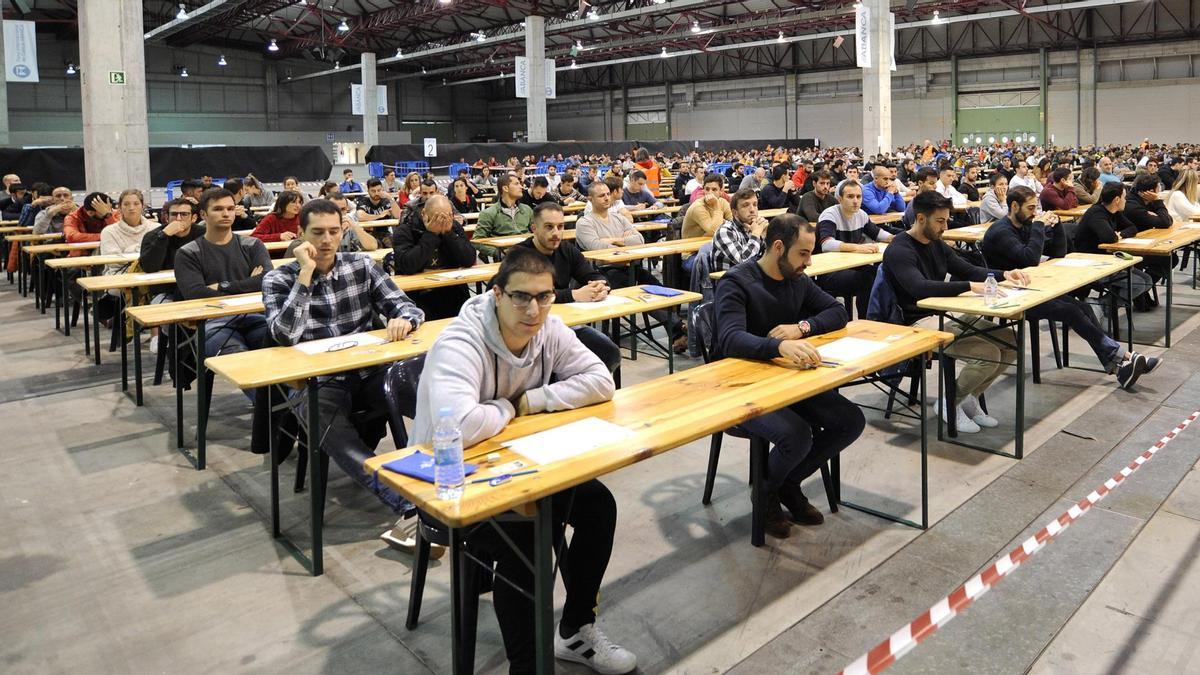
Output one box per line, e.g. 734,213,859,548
497,174,520,192
912,190,951,219
199,187,235,213
223,177,244,194
366,178,382,189
532,176,549,189
163,197,195,217
702,173,724,188
29,181,51,196
1131,173,1159,194
83,192,111,213
989,171,1008,186
837,179,862,198
532,201,564,221
343,168,353,175
812,170,833,183
730,187,758,212
299,198,342,230
1050,167,1072,184
492,245,554,289
180,179,204,193
631,170,647,182
420,178,438,190
1006,185,1037,210
915,167,939,183
771,164,790,182
764,213,814,251
384,168,396,177
1100,181,1126,205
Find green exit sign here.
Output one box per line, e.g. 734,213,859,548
108,71,126,85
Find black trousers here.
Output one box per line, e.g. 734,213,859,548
471,479,617,674
574,325,621,374
816,264,877,320
739,390,866,493
600,265,684,333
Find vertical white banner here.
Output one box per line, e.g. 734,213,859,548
888,11,897,71
544,58,556,99
855,4,871,68
4,20,39,83
515,56,529,98
350,84,388,115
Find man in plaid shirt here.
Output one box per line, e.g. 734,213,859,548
263,198,426,537
711,188,770,271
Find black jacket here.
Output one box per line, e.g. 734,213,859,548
758,182,801,210
979,216,1065,271
883,231,1002,322
1123,192,1172,232
514,237,606,304
391,216,478,320
1072,203,1138,255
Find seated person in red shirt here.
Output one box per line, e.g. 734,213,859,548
250,190,303,242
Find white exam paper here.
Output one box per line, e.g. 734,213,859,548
133,271,176,281
817,337,890,364
292,332,386,355
1052,259,1103,267
432,268,491,280
1120,238,1154,245
618,246,673,256
503,417,634,466
219,295,263,308
565,295,632,309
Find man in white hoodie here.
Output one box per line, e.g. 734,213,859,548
411,247,636,675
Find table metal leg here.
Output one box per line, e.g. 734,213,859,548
666,305,675,374
17,242,25,296
82,290,91,356
268,386,280,537
1165,266,1173,348
1126,268,1134,351
919,360,929,529
195,319,207,470
119,297,129,391
307,378,324,577
174,326,184,448
1015,318,1026,460
533,496,555,674
449,528,466,675
91,290,102,365
133,322,144,406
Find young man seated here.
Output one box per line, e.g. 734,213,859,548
815,179,893,318
392,194,478,319
175,188,272,358
262,198,427,538
714,214,864,538
981,185,1157,389
883,191,1022,433
712,188,769,272
473,174,534,260
516,202,621,373
410,246,635,675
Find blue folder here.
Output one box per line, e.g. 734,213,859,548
381,451,478,484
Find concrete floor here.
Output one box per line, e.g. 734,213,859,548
2,265,1199,674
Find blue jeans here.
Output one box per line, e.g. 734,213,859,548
204,313,268,357
738,390,866,493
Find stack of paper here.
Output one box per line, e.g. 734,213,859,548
502,417,634,466
293,332,386,355
816,337,890,364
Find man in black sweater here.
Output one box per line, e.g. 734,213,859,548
1074,181,1157,309
883,191,1023,434
175,189,271,359
140,197,206,296
515,202,621,374
391,194,478,320
1123,172,1174,281
714,214,864,539
981,186,1155,389
796,170,837,222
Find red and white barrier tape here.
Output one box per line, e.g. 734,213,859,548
840,408,1200,675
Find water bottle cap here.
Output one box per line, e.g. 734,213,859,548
438,406,453,417
987,272,995,278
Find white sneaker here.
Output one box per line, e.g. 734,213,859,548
554,623,637,674
380,516,445,560
148,335,159,354
942,404,981,434
961,395,999,428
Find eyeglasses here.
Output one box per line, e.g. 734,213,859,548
326,339,360,352
502,289,555,309
168,211,193,218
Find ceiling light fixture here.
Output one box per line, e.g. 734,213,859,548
176,3,187,20
588,9,599,19
660,46,669,57
422,66,427,74
777,31,784,43
396,47,403,57
691,20,701,33
217,54,227,66
571,59,578,68
337,18,350,32
932,9,947,24
439,0,452,4
472,31,486,42
334,61,340,69
66,63,76,75
179,67,189,78
267,39,279,52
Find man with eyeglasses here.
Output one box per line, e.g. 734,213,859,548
262,198,425,537
411,246,635,675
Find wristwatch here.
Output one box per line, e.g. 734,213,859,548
798,320,811,337
218,281,231,293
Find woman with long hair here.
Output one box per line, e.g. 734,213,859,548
1167,167,1200,221
979,172,1009,221
251,190,304,242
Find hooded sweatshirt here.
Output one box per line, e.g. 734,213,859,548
410,292,615,448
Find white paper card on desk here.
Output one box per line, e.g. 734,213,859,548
615,246,673,257
67,242,97,249
432,268,492,280
133,271,176,281
565,295,632,309
503,417,634,466
218,295,263,307
1182,224,1200,229
1120,238,1155,245
117,252,140,261
817,336,890,364
1052,258,1105,267
292,332,386,355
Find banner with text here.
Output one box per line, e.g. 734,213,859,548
350,84,388,115
3,20,39,83
515,57,557,100
855,4,871,68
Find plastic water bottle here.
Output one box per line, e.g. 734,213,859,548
432,407,464,501
983,273,998,307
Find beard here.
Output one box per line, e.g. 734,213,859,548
1013,210,1034,226
778,256,803,280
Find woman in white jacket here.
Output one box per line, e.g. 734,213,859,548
1166,168,1200,221
99,189,155,277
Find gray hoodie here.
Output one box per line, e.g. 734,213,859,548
411,291,615,448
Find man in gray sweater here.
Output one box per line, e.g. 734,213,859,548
411,247,636,675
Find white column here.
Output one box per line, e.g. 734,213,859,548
525,16,547,142
79,0,150,194
264,62,280,132
1078,48,1097,147
361,52,379,150
785,73,799,139
861,0,893,156
0,24,10,147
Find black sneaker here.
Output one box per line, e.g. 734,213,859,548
1141,354,1163,374
763,496,792,539
1117,353,1148,390
778,483,825,526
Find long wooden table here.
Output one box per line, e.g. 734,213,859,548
203,285,700,576
1100,221,1200,347
711,247,886,281
365,319,952,673
941,221,995,244
471,222,667,250
916,252,1141,458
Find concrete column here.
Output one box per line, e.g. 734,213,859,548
1078,48,1097,146
361,52,379,150
524,16,547,142
784,73,799,139
663,81,672,140
0,23,10,147
79,0,150,194
620,86,629,141
603,90,613,141
264,63,280,132
861,0,893,156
